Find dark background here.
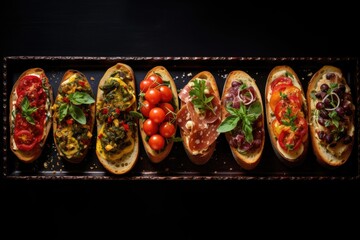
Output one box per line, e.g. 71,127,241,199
1,1,359,238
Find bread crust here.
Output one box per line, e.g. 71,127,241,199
96,63,139,174
179,71,220,165
221,70,265,170
307,65,355,168
265,65,309,166
139,66,179,163
53,70,96,163
9,68,53,163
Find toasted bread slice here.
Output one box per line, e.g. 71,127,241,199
307,65,355,168
219,70,265,170
139,66,179,163
52,70,95,163
177,71,221,165
96,63,139,174
265,65,309,166
9,68,53,163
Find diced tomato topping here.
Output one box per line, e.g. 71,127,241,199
13,73,49,152
63,97,70,103
102,108,108,114
122,123,129,131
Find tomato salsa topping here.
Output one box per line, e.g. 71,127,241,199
12,74,51,151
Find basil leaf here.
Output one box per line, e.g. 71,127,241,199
285,71,293,78
189,79,215,114
21,96,30,111
246,114,256,122
25,116,35,125
238,103,246,115
226,105,238,116
69,92,95,105
204,96,214,103
129,111,143,119
59,103,69,122
248,101,261,115
21,96,38,125
217,115,240,133
172,137,183,142
69,104,86,124
242,123,253,143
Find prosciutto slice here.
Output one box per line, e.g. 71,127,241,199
188,118,221,152
177,79,221,152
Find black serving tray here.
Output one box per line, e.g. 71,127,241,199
1,56,359,180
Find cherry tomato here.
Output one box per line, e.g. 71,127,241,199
159,102,175,121
145,88,161,105
149,107,166,124
146,73,163,87
140,100,155,117
148,134,165,151
140,79,153,93
159,121,176,138
14,129,37,151
143,119,159,136
158,85,173,103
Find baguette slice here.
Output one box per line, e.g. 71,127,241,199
177,71,221,165
139,66,179,163
52,70,95,163
96,63,139,174
307,65,355,168
265,65,309,166
219,70,265,170
9,68,53,163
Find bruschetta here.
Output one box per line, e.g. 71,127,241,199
217,70,265,170
52,70,95,163
96,63,139,174
138,66,179,163
265,65,309,166
177,71,221,165
9,68,53,163
307,65,355,168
